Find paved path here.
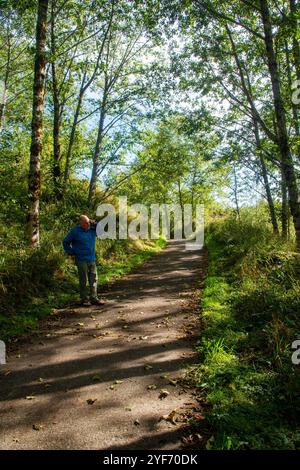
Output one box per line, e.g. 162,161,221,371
0,241,205,450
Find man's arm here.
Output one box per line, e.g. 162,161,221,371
89,219,97,231
63,229,75,255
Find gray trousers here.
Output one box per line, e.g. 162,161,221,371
76,261,98,301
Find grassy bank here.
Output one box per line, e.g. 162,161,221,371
191,210,300,449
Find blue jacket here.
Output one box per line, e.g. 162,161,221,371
63,224,97,262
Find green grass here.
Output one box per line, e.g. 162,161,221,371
190,211,300,450
97,238,165,284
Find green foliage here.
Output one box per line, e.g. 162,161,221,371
190,208,300,450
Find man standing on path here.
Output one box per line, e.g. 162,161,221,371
63,215,104,306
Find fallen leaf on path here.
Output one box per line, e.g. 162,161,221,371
139,336,148,340
159,389,170,399
168,379,178,386
87,398,97,405
32,424,43,431
159,409,178,425
76,323,84,327
3,370,12,376
134,419,140,425
109,385,115,390
125,407,132,411
144,365,153,371
92,374,101,381
147,384,157,390
114,380,123,384
25,396,35,400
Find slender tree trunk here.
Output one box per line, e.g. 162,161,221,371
289,0,300,82
0,21,11,131
253,119,279,234
233,163,240,219
52,60,62,197
285,40,300,162
260,0,300,249
51,0,62,199
259,153,279,234
0,73,8,132
27,0,49,248
191,170,196,215
178,179,185,231
63,70,86,188
88,85,108,205
178,179,184,213
281,165,288,240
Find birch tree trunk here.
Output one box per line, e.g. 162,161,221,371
0,21,11,131
27,0,49,247
88,82,108,206
51,0,62,199
253,119,279,234
260,0,300,248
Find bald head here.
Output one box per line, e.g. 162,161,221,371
79,215,90,230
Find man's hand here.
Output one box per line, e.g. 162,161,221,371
89,219,97,226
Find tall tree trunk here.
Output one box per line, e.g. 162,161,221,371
51,0,62,199
289,0,300,82
285,40,300,162
0,21,11,131
253,119,279,234
281,164,288,240
27,0,49,248
260,0,300,249
190,169,196,215
178,179,185,230
88,84,108,206
0,70,8,132
178,179,184,213
63,70,87,188
233,163,240,219
52,60,62,198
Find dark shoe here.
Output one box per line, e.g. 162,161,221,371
90,297,105,305
81,299,91,307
